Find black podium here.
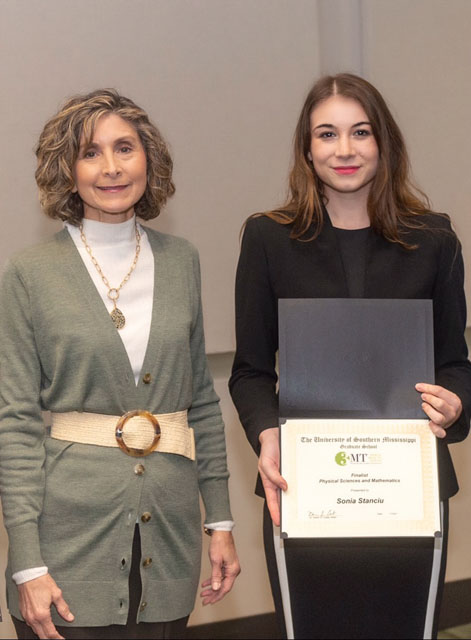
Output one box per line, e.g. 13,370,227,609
275,299,444,640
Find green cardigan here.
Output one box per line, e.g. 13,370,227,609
0,227,232,625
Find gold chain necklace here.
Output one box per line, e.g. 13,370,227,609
79,222,141,330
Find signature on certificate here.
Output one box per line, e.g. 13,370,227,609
308,509,337,519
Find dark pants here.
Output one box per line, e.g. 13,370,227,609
13,526,189,640
263,500,448,640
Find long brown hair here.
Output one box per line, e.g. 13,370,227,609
261,73,432,248
35,89,175,225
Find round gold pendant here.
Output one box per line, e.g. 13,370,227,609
111,307,126,330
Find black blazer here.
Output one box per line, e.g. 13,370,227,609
229,213,471,499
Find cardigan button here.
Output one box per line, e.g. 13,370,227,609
142,373,152,384
140,601,147,611
142,557,153,568
134,464,145,475
141,512,151,523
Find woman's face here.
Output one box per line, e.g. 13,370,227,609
73,113,147,223
309,95,379,200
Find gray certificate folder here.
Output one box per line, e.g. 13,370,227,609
278,299,434,420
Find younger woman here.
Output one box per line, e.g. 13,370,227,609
229,73,471,639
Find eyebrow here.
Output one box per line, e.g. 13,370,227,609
79,136,137,150
113,136,137,145
312,121,372,132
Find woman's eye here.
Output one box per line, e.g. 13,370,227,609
83,150,97,159
119,146,132,153
319,131,335,139
354,129,371,137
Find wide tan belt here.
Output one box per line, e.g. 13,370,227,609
50,409,195,460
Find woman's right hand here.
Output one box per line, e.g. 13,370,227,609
18,573,74,639
258,427,288,526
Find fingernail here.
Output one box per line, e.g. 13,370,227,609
212,581,221,590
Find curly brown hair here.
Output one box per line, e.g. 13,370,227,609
35,89,175,224
258,73,433,249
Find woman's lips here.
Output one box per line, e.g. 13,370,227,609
96,185,129,193
333,167,360,175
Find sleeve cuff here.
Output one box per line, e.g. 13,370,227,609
203,520,235,532
12,566,48,585
8,522,45,574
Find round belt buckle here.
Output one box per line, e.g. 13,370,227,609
115,410,161,457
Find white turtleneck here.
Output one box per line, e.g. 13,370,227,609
66,216,153,385
13,216,232,586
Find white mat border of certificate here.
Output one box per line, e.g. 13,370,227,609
280,418,440,538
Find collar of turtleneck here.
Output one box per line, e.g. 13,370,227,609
69,215,138,247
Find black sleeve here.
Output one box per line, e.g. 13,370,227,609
433,221,471,444
229,218,279,455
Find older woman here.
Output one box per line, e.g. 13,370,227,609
0,89,239,640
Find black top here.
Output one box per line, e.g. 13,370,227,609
334,226,370,298
229,212,471,499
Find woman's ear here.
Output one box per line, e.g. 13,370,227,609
307,152,313,162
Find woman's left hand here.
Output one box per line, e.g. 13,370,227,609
416,383,462,438
200,531,241,605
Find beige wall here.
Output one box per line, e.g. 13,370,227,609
1,1,471,637
362,0,471,311
0,0,322,354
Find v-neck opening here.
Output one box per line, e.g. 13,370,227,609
58,228,157,390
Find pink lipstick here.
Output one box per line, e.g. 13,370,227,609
333,166,359,175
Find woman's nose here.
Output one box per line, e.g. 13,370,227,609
335,134,354,158
102,151,121,176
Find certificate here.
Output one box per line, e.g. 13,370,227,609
280,418,440,538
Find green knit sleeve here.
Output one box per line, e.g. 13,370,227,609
187,248,233,524
0,258,46,573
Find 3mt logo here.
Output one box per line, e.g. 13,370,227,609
335,452,368,466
